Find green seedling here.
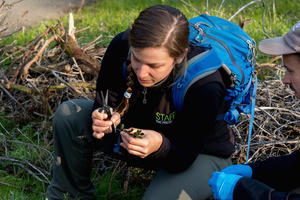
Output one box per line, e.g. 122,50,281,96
130,129,144,139
120,124,144,139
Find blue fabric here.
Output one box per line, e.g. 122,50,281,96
172,14,256,126
208,172,242,200
113,133,121,153
246,75,258,163
221,164,253,178
172,49,222,110
188,15,255,86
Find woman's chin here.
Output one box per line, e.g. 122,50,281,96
138,80,154,87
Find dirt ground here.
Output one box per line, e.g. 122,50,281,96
1,0,99,32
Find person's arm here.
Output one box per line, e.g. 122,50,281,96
152,80,233,172
91,31,129,139
249,149,300,191
234,177,300,200
209,171,300,200
93,30,130,110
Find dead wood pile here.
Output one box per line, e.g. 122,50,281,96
0,13,104,122
233,70,300,163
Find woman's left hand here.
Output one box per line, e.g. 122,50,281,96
120,128,163,158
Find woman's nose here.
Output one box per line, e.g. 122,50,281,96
137,64,149,78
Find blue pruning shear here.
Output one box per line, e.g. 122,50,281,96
98,90,121,153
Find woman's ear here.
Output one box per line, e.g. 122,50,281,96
175,48,188,64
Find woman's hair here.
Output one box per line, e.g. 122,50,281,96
116,5,189,116
130,5,189,58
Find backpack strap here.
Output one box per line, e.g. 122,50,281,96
172,48,223,110
122,49,131,79
246,74,258,164
191,69,225,91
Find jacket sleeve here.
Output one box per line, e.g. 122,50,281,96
153,80,234,172
249,149,300,191
93,30,130,110
233,177,300,200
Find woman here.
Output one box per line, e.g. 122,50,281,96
46,5,234,200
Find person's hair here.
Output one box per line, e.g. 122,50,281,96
130,5,189,57
116,5,189,116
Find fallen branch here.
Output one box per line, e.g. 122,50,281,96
0,180,44,194
0,26,23,39
23,34,57,78
0,82,25,110
0,156,50,183
256,107,300,119
64,13,100,75
238,139,300,148
8,82,95,94
229,0,262,21
179,0,201,15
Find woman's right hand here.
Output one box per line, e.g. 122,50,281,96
91,108,121,139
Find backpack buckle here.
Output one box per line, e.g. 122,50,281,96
246,39,256,65
195,32,204,43
190,22,205,43
176,81,184,89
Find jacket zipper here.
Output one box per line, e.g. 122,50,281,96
142,87,147,104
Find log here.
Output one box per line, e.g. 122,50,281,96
64,13,100,75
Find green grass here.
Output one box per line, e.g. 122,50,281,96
0,116,51,200
0,171,45,200
2,0,299,63
0,0,300,199
93,169,148,200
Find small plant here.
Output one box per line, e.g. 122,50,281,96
120,124,144,139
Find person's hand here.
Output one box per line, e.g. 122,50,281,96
208,171,242,200
221,164,252,178
91,108,121,139
120,128,162,158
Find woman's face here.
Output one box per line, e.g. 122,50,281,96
131,46,175,87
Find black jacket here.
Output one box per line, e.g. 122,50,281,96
93,31,234,172
234,149,300,200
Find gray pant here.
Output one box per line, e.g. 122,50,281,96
143,154,231,200
46,99,232,200
46,99,96,200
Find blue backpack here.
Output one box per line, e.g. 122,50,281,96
173,14,257,125
172,14,257,163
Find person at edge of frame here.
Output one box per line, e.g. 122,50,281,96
208,21,300,200
46,4,235,200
